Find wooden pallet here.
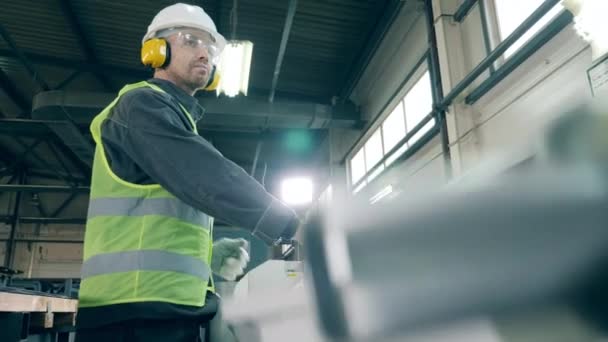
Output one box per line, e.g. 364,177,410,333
0,291,78,329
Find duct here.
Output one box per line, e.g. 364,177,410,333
31,90,359,170
31,90,360,129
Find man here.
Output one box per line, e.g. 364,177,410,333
75,3,299,341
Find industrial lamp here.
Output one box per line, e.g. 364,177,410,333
281,177,313,205
216,40,253,97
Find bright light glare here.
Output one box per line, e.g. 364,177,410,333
494,0,563,58
216,40,253,97
563,0,608,59
370,185,393,205
281,177,313,205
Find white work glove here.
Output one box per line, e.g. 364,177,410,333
211,238,250,281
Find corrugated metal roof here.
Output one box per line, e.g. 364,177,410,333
1,0,389,102
0,1,86,61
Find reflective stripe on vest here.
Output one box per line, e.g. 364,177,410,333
81,250,211,281
88,197,211,228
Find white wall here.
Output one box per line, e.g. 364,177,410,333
351,1,429,122
345,0,594,202
439,0,592,178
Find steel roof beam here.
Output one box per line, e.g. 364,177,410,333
269,0,298,103
0,67,30,113
0,24,50,92
59,0,114,91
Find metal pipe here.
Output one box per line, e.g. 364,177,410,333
5,170,25,268
453,0,479,23
440,0,562,109
465,10,574,104
307,165,608,339
0,185,90,193
250,140,263,176
269,0,298,103
0,216,86,224
0,238,83,244
424,0,452,179
19,217,85,225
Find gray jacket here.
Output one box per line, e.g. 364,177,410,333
101,78,298,243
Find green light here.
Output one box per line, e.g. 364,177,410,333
285,130,311,153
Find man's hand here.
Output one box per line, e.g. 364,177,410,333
211,238,250,281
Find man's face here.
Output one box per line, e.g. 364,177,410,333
164,29,219,93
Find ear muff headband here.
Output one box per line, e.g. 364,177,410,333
141,38,171,68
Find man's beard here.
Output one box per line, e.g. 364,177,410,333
186,70,209,91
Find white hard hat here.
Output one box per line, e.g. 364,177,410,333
142,3,226,53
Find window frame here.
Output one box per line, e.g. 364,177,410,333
484,0,565,68
348,64,434,193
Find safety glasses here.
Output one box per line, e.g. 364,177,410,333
157,28,221,64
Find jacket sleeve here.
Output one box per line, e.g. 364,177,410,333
107,88,298,245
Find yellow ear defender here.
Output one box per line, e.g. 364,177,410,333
204,66,220,91
141,38,171,69
141,38,220,91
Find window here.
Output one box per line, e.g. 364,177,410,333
385,142,409,167
493,0,564,58
382,102,407,154
364,129,384,171
404,71,434,145
350,148,366,185
349,67,436,193
367,164,385,183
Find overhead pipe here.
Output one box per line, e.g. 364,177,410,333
0,216,86,225
0,184,90,193
269,0,298,103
